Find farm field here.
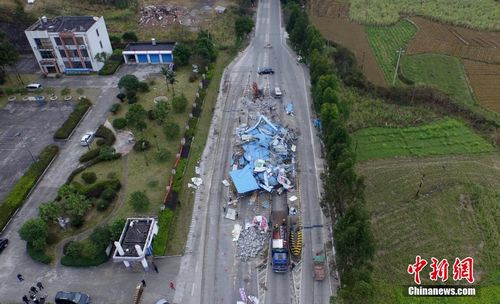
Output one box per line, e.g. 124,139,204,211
401,54,475,106
365,19,417,85
353,119,495,161
347,0,500,30
463,60,500,113
358,154,500,303
407,17,500,64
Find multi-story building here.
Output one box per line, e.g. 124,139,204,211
25,16,112,75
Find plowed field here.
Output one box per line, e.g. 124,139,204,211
463,60,500,112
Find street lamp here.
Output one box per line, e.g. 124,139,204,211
16,133,37,163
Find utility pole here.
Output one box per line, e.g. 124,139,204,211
393,48,405,85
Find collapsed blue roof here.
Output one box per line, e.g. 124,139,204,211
229,164,260,194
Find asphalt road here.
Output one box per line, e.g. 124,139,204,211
173,0,336,303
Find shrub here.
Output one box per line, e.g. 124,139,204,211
61,240,108,267
27,243,52,264
133,139,151,152
81,172,97,184
164,122,180,140
119,74,140,92
100,187,117,202
61,87,71,96
96,138,105,146
95,125,116,146
19,218,49,251
0,145,58,231
97,198,111,211
172,158,187,192
112,117,127,129
128,191,150,212
79,148,100,163
84,179,121,198
122,31,138,43
110,218,126,241
127,91,137,104
147,110,157,120
152,208,175,255
138,81,150,92
189,72,199,83
110,103,121,114
172,94,188,113
155,148,171,162
54,99,92,139
99,145,119,161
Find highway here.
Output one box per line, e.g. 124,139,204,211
173,0,337,303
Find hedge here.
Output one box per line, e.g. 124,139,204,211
79,148,100,163
0,145,59,231
54,98,92,139
172,159,187,192
83,179,121,198
152,208,175,255
95,125,116,146
27,243,52,264
61,251,108,267
98,50,123,76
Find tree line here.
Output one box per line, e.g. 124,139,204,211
284,2,375,303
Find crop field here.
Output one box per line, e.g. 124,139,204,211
365,19,417,85
358,154,500,303
353,119,495,161
407,17,500,64
463,60,500,113
401,54,475,106
347,0,500,30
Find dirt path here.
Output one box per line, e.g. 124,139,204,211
53,155,129,262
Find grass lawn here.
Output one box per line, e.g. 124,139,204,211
358,154,500,303
353,119,495,161
401,54,475,106
365,19,417,85
348,0,500,31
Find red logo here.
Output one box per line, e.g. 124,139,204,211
453,257,475,283
407,255,428,285
408,256,474,284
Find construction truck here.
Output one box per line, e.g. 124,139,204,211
313,251,326,281
271,209,289,273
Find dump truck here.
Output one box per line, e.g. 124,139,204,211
313,251,326,281
271,209,289,273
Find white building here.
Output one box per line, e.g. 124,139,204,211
25,16,113,75
123,39,175,64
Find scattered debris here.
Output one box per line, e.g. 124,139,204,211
232,224,242,242
288,195,298,202
139,5,209,27
191,177,203,187
236,222,268,260
222,179,230,187
226,208,237,220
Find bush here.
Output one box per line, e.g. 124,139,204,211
112,117,127,129
27,243,52,264
133,139,151,152
155,148,171,162
119,74,140,92
99,145,120,161
98,52,123,76
110,103,121,114
95,125,116,146
189,72,199,82
100,187,117,202
128,191,150,212
172,94,188,113
54,99,92,139
164,122,180,140
0,145,58,231
79,148,100,163
96,138,106,146
81,172,97,184
152,208,175,255
84,179,121,198
147,110,157,120
138,81,150,92
122,31,138,43
61,240,108,267
172,158,187,192
97,198,111,211
127,91,137,104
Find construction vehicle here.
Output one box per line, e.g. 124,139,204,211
313,251,326,281
271,204,289,273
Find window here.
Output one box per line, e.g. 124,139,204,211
84,61,92,68
72,61,83,68
40,51,54,59
75,37,84,45
54,37,62,45
80,49,89,57
34,38,42,48
96,29,99,37
59,49,67,58
63,38,74,45
64,61,72,68
99,41,103,49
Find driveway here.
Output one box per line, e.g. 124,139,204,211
0,64,181,303
0,101,75,203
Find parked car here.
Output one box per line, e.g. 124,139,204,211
55,291,90,304
26,83,42,90
264,43,272,48
257,67,274,75
0,239,8,254
80,132,95,146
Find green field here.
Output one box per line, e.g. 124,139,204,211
348,0,500,30
365,19,417,85
401,54,475,106
358,155,500,303
353,119,495,161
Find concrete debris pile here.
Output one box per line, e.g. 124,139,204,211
236,226,267,261
139,5,202,27
229,115,297,195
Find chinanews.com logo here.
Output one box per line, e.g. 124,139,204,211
405,256,477,297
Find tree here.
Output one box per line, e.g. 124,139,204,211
116,93,126,102
0,30,19,84
118,74,140,93
58,184,78,198
195,30,217,62
94,52,109,64
173,43,191,66
65,241,83,258
122,31,138,43
99,145,117,161
112,117,127,129
235,16,254,39
110,218,126,241
126,104,147,131
128,191,150,212
161,68,177,95
19,218,48,251
163,122,180,140
90,226,111,249
63,192,91,227
39,201,62,224
172,94,188,113
310,50,334,85
154,100,170,125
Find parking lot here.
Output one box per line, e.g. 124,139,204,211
0,100,75,203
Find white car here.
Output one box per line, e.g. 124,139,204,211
80,132,95,146
264,43,272,48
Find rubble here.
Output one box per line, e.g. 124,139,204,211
139,5,208,27
236,225,268,261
